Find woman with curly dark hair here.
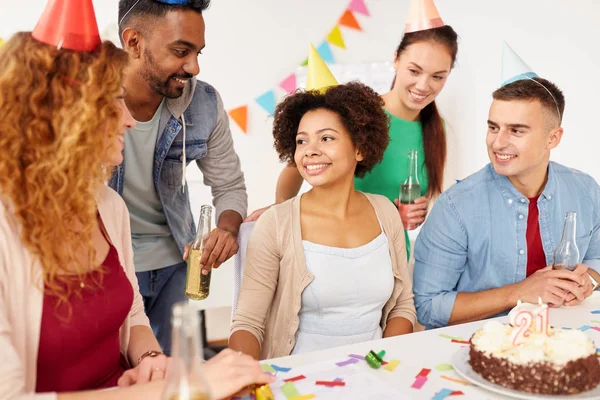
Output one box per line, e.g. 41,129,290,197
229,82,416,359
247,0,458,260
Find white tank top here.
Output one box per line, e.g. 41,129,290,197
291,228,395,355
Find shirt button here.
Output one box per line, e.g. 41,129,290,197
519,249,525,255
548,195,552,200
508,199,513,204
520,198,526,203
519,214,524,219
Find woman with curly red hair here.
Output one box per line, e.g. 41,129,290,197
0,1,272,399
229,82,416,359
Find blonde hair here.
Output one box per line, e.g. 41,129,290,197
0,32,129,304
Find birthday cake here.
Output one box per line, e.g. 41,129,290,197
469,302,600,395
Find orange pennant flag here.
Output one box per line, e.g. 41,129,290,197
326,25,346,49
228,105,248,134
339,10,361,31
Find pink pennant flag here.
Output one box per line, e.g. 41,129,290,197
279,73,297,94
348,0,369,16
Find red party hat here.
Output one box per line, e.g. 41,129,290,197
32,0,101,52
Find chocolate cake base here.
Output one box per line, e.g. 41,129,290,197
469,347,600,395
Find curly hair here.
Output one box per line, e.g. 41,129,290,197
0,32,128,305
273,82,389,178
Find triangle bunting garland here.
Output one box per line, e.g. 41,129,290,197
339,10,362,30
326,25,346,49
227,0,370,134
255,90,277,116
228,106,248,134
348,0,370,16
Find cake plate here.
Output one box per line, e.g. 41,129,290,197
452,347,600,399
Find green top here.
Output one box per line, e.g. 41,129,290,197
354,110,428,258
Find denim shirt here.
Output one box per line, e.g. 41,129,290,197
109,79,247,255
413,162,600,329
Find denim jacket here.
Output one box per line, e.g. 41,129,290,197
109,79,247,255
413,162,600,329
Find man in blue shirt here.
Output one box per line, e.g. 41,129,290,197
413,76,600,329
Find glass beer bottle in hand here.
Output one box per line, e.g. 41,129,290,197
553,211,580,271
400,150,421,205
161,302,213,400
185,205,212,300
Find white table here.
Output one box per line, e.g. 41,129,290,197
264,292,600,399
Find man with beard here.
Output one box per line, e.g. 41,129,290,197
113,0,247,353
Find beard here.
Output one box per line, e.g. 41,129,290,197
139,49,192,99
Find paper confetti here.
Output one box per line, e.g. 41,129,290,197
435,363,454,372
411,376,428,389
592,327,600,332
451,339,470,345
592,320,600,324
383,359,400,372
591,310,600,314
281,382,301,399
261,364,276,373
450,391,464,396
316,380,346,387
271,364,292,372
441,375,470,385
416,368,431,378
283,375,306,383
336,358,359,367
578,325,592,331
439,334,463,341
433,388,454,400
348,353,365,360
288,395,315,400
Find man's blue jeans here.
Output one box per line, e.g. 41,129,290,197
136,261,188,355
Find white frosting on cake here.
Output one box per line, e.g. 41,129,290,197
472,321,597,367
546,329,597,365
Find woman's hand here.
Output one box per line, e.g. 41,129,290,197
203,349,275,400
117,354,170,387
395,196,430,230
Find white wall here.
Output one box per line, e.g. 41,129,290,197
3,0,600,335
4,0,599,213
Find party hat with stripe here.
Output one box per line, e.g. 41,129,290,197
501,41,539,86
405,0,445,33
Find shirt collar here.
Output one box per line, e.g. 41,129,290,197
489,161,556,205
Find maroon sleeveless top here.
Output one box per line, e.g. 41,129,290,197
36,225,134,392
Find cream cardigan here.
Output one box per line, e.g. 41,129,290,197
231,193,417,359
0,186,150,400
